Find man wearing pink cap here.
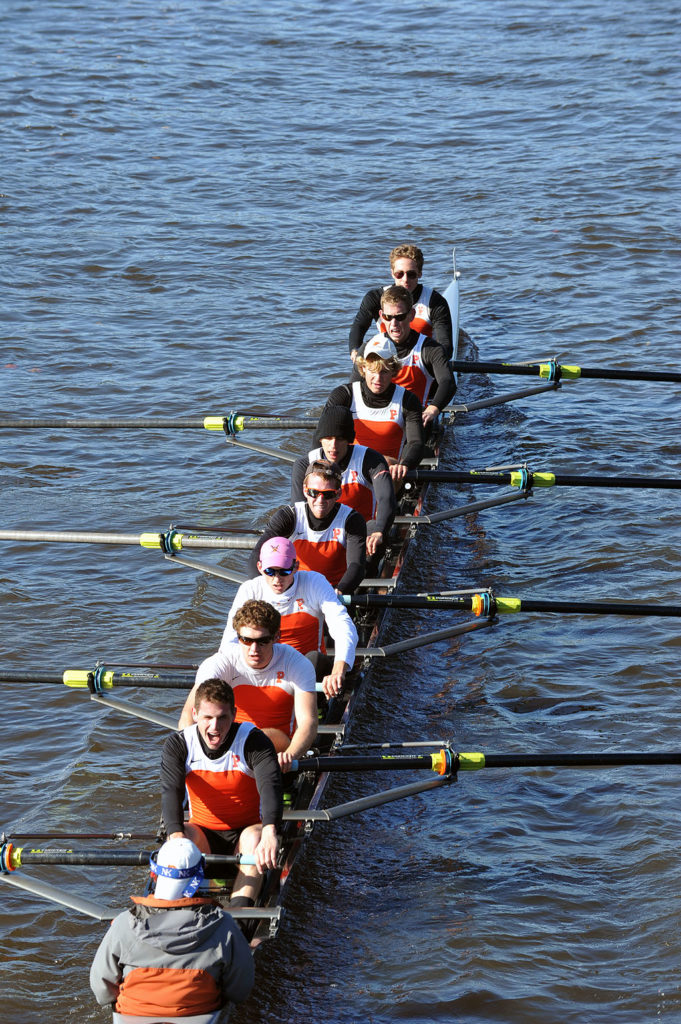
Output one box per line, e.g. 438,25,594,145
220,536,357,698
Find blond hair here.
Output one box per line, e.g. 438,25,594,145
389,244,424,273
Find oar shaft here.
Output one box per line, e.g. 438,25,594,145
0,414,316,430
405,469,681,490
461,752,681,770
344,593,681,618
3,847,254,870
450,360,681,384
293,752,449,773
0,529,258,550
0,669,194,688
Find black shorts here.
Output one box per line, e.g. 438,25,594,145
196,825,241,855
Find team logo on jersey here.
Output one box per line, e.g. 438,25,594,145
276,670,285,681
332,528,342,540
296,599,305,612
350,471,359,483
390,408,398,420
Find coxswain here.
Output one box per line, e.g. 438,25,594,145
90,835,254,1023
356,285,456,426
248,461,367,593
349,242,454,360
324,336,425,483
290,406,396,557
220,536,357,698
164,678,284,911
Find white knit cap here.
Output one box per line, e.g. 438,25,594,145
152,837,204,900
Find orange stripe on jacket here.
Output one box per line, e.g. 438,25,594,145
116,967,221,1016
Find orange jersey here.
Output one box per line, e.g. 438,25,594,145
392,334,434,406
195,644,317,738
183,721,260,831
308,443,375,522
291,500,353,589
350,380,406,462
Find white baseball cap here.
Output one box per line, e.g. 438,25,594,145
363,334,398,361
152,837,204,900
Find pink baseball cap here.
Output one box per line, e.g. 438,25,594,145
259,536,297,570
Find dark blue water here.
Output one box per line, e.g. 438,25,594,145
1,1,680,1021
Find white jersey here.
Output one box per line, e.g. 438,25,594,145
220,570,357,667
196,643,316,737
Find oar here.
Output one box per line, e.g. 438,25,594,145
404,467,681,491
0,527,259,551
0,831,160,842
291,749,681,774
0,668,195,688
1,845,256,871
343,592,681,618
448,359,681,384
0,413,316,431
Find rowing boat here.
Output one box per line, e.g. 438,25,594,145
226,251,465,948
0,251,470,949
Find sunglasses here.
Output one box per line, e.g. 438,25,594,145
306,488,339,499
263,565,295,577
237,634,274,647
393,269,418,280
381,310,410,322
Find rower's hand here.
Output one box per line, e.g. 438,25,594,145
321,667,346,699
278,748,295,772
350,348,358,363
366,531,383,557
254,824,279,872
389,462,408,482
422,404,440,426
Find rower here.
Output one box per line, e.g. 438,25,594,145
248,460,367,593
325,336,425,483
164,678,283,910
356,284,456,427
220,536,358,697
90,835,254,1022
290,406,396,557
349,242,454,360
180,599,318,769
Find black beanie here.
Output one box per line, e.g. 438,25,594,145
314,406,356,444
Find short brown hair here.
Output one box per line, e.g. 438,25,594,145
381,284,413,311
233,599,281,636
390,244,424,273
194,678,235,712
303,459,342,490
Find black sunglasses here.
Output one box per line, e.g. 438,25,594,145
237,634,274,647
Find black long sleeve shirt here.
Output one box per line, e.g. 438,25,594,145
349,283,453,358
161,723,283,836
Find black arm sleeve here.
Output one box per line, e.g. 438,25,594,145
244,730,284,829
290,454,309,503
247,505,297,577
348,288,383,354
423,341,457,410
362,448,396,536
338,509,367,593
398,391,426,469
429,290,454,360
160,732,190,836
324,383,353,411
